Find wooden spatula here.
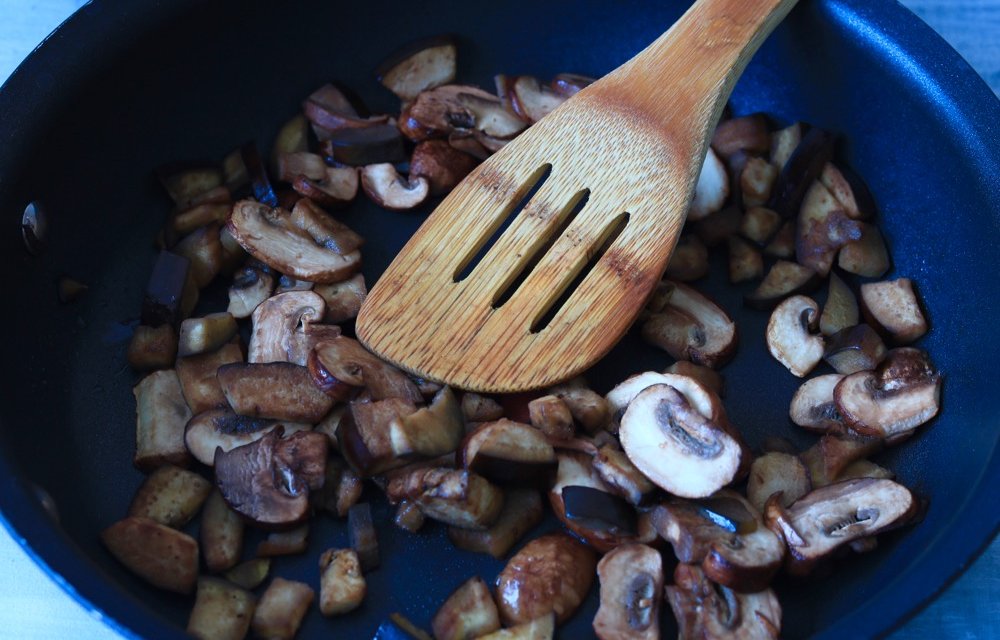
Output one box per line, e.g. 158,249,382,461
357,0,799,392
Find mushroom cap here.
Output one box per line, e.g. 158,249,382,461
360,163,430,211
766,295,824,377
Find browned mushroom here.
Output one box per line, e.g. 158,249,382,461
665,362,724,398
292,166,360,207
689,147,730,221
336,398,419,476
447,488,543,559
495,533,596,626
835,347,942,439
746,452,811,513
313,273,367,323
799,432,882,488
666,564,781,639
248,291,333,366
178,312,239,357
744,260,818,309
788,373,845,433
665,234,710,282
319,548,367,616
507,75,566,123
823,324,887,374
642,281,737,369
528,394,575,440
547,378,612,434
217,362,334,423
227,200,361,283
796,180,863,277
860,278,928,344
401,84,525,141
309,335,423,403
593,544,663,640
711,114,770,159
175,340,243,414
765,477,918,575
461,392,505,423
820,271,859,336
184,408,312,466
409,139,479,195
388,467,504,530
214,428,328,527
227,262,275,319
376,36,457,101
766,295,824,377
619,384,742,498
392,386,465,458
592,444,657,506
606,371,723,433
360,163,430,211
651,490,784,592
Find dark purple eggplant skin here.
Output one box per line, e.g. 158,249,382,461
561,485,637,536
348,502,380,572
320,124,406,167
240,141,278,207
839,163,879,219
768,128,835,218
469,454,557,487
140,250,191,327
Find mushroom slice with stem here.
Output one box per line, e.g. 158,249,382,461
606,371,723,433
746,452,811,513
184,408,312,466
764,477,918,575
835,347,942,439
310,335,423,404
248,290,329,365
227,200,361,283
619,384,742,499
766,295,824,377
401,84,509,140
860,278,928,344
665,362,724,398
214,428,328,527
593,544,663,640
217,362,334,423
651,490,784,592
292,166,360,208
666,563,781,640
789,373,845,433
641,281,737,369
360,163,430,211
689,147,729,221
288,197,364,254
508,75,566,123
376,35,457,102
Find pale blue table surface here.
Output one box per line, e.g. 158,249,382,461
0,0,997,638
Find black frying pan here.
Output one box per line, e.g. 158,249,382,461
0,1,997,638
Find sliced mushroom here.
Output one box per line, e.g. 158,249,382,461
217,362,334,423
214,428,328,527
593,444,657,506
461,392,505,423
665,362,724,398
651,490,784,592
711,114,771,159
769,122,802,172
666,564,781,640
689,147,730,221
820,272,859,336
727,235,764,283
401,84,517,140
795,180,863,277
376,35,457,101
764,477,917,575
461,419,557,486
360,163,430,211
593,544,663,640
620,384,742,499
838,222,890,277
528,394,575,440
823,324,887,374
799,432,882,488
837,459,894,482
227,199,361,283
303,100,388,140
746,452,811,513
313,273,367,323
665,234,710,282
547,378,611,434
835,347,941,439
860,278,928,344
607,371,723,433
495,533,596,626
178,312,238,357
410,139,479,195
766,295,824,377
292,165,361,207
745,260,819,310
509,75,566,122
447,488,544,559
788,373,845,433
184,408,311,466
248,291,328,365
389,467,503,530
309,335,423,403
740,206,782,246
227,263,275,319
642,281,737,369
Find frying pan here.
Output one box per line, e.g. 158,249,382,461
0,0,997,638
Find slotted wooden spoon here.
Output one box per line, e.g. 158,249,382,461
357,0,799,392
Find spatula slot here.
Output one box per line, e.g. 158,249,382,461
491,188,590,309
529,212,630,334
452,163,552,283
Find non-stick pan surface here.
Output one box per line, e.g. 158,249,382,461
0,1,997,638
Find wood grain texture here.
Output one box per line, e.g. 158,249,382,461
358,0,799,392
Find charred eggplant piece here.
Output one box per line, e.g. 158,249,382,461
820,272,859,336
186,577,255,640
349,502,380,572
141,250,193,328
336,397,418,476
224,558,271,590
666,564,781,639
448,489,543,558
127,465,211,528
250,578,314,640
796,180,862,277
823,324,887,374
410,139,479,195
201,489,244,573
321,124,406,167
391,467,504,530
728,235,764,283
376,36,457,101
133,369,193,471
319,548,366,616
461,419,557,486
745,260,819,310
769,127,835,218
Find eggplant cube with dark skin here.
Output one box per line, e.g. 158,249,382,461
201,489,244,573
461,418,557,486
448,489,543,558
133,369,193,471
788,373,846,433
392,467,504,530
319,548,366,616
666,563,782,639
127,464,212,528
593,543,663,640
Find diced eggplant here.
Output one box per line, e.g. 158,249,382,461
642,281,737,369
157,164,223,208
376,36,457,101
186,577,255,640
171,202,232,237
447,489,543,558
728,235,764,283
224,558,271,590
766,295,825,377
527,394,575,440
173,224,223,288
860,278,928,344
394,386,465,458
276,151,327,183
593,544,663,640
250,578,314,640
664,362,724,398
201,489,244,573
562,485,637,536
313,273,367,323
240,141,278,207
763,219,796,258
823,324,887,374
740,156,778,207
310,335,423,403
177,312,238,357
495,533,596,625
740,206,782,246
360,162,431,211
128,465,211,528
101,516,198,594
320,124,406,167
127,325,178,371
769,122,803,171
478,614,555,640
214,429,328,526
665,234,709,282
217,362,334,423
547,379,611,434
390,467,503,530
819,162,867,220
175,341,243,414
432,576,501,640
711,114,771,159
349,502,380,572
796,180,862,277
337,398,419,476
689,147,730,221
799,433,882,488
227,263,275,319
820,272,859,336
694,204,742,247
745,260,819,310
461,419,557,486
256,524,309,557
141,250,193,328
838,222,890,277
133,369,193,471
746,452,811,513
768,127,835,218
269,115,310,176
319,548,367,616
394,499,426,532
